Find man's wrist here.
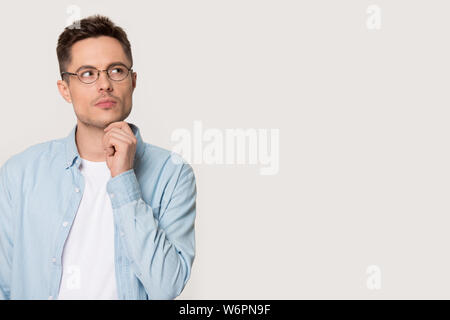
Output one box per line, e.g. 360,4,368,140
106,169,142,208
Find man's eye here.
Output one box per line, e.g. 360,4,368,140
80,70,94,77
110,67,124,74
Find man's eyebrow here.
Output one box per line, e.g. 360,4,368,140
75,65,96,73
75,62,129,73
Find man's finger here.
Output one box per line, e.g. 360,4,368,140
103,129,134,151
107,131,134,145
107,127,135,141
105,146,115,157
105,136,130,154
104,121,134,137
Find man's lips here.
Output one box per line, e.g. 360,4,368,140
95,99,117,108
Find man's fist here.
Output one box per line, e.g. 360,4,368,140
103,121,137,178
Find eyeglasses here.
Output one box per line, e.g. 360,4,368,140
61,64,133,84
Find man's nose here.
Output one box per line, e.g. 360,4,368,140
96,70,113,92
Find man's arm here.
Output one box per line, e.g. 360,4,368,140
106,163,197,299
0,161,14,300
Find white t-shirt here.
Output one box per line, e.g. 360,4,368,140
57,158,118,300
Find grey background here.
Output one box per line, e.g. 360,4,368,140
0,0,449,299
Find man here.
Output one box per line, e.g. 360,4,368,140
0,15,197,300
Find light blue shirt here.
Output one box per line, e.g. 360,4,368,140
0,123,197,300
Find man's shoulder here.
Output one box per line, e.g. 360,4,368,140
2,137,64,174
140,142,195,179
138,142,196,204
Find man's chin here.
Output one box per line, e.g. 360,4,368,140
78,117,125,130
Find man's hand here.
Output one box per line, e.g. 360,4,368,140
103,121,137,178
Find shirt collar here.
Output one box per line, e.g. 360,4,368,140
64,122,145,169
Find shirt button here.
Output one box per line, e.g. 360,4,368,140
120,231,125,237
62,221,68,227
110,193,115,198
51,257,56,263
75,187,80,193
48,295,53,300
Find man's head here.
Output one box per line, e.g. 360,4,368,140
56,15,136,129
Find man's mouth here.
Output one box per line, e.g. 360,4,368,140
95,99,117,108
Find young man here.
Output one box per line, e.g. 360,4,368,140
0,15,197,300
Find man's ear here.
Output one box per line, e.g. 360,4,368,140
57,79,72,103
132,72,137,90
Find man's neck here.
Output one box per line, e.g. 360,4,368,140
75,121,107,162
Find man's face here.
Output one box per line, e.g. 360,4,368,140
57,36,136,129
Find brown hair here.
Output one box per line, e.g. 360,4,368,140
56,14,133,78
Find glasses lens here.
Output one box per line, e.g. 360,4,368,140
108,65,128,81
78,68,98,83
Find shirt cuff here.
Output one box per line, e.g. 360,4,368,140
106,169,142,209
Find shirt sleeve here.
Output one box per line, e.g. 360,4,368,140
106,163,197,299
0,161,14,300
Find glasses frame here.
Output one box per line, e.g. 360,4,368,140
61,64,133,84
